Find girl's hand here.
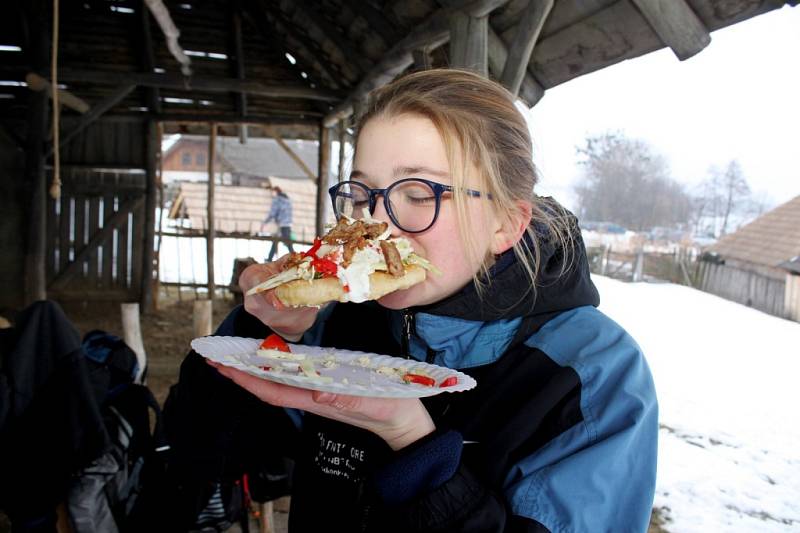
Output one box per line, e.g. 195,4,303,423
208,361,436,451
239,257,321,342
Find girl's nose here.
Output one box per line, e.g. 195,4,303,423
370,196,402,236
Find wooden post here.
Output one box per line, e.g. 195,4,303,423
24,0,50,304
141,119,157,311
193,299,213,337
231,0,248,144
449,11,488,76
121,302,147,383
316,125,333,236
338,121,347,182
207,123,217,298
500,0,553,97
633,249,645,282
785,273,800,322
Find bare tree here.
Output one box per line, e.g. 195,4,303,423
574,132,692,230
693,160,754,237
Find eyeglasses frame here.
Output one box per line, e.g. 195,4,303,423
328,177,489,233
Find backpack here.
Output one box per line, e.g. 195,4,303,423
67,331,169,533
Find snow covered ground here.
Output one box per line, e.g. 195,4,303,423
593,275,800,532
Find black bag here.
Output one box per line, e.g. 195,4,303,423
67,331,169,533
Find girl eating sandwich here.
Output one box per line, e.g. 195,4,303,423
170,69,658,533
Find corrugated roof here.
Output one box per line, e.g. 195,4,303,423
168,177,328,242
711,195,800,268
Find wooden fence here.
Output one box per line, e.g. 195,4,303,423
46,168,147,301
587,245,790,319
696,261,786,318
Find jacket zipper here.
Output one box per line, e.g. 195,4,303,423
401,308,414,359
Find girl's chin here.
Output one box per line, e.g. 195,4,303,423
377,285,428,309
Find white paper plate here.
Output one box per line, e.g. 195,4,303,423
191,336,477,398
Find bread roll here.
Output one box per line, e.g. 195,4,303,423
275,265,426,307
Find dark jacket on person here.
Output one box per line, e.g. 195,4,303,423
0,301,108,529
167,216,658,532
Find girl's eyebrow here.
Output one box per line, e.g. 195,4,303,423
349,166,451,182
395,166,451,179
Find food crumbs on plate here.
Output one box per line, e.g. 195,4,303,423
357,356,371,367
320,356,339,369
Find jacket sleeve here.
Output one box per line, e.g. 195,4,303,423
367,308,658,533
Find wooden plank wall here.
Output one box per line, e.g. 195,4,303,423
46,168,146,301
699,261,786,318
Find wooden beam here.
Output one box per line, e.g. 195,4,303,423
245,0,343,91
23,0,49,304
488,26,544,105
323,0,511,126
231,1,248,143
449,11,488,76
338,121,347,182
207,123,217,298
500,0,553,97
630,0,710,60
289,0,372,76
139,0,162,113
49,196,145,290
263,125,317,182
140,120,157,312
25,73,90,113
316,125,333,236
57,68,342,102
46,84,136,158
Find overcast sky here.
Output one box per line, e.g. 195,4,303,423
526,5,800,213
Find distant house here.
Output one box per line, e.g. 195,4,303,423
163,135,326,242
700,195,800,320
162,135,319,186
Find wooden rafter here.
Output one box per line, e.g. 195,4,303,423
290,0,372,74
246,0,343,91
138,0,161,113
488,26,544,105
46,84,137,158
449,11,488,76
324,0,512,126
630,0,710,60
56,69,341,102
499,0,553,97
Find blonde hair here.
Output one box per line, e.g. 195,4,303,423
354,69,573,300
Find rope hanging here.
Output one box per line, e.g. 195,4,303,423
49,0,61,200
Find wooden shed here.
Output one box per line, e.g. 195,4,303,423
700,195,800,319
1,0,795,312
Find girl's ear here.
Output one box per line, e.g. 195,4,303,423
491,200,532,255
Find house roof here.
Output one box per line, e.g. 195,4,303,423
711,195,800,269
165,135,319,180
167,177,331,242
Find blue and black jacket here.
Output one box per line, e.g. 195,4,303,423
167,217,658,532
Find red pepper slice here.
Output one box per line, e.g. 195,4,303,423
259,333,290,352
312,257,338,277
402,373,436,387
303,238,322,258
439,376,458,387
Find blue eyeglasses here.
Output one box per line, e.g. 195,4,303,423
328,178,489,233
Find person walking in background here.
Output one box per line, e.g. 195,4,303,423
263,186,294,261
